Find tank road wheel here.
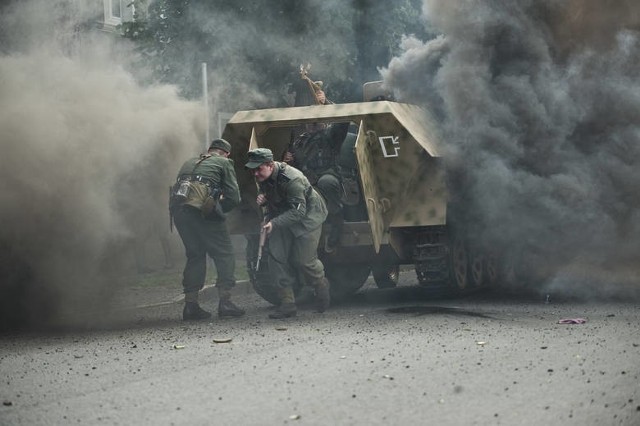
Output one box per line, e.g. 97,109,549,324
372,264,400,289
325,263,371,301
484,251,501,287
468,246,485,287
449,236,469,291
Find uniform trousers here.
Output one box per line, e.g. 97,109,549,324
268,224,324,292
315,173,342,215
173,206,235,294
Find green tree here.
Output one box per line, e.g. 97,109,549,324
122,0,425,108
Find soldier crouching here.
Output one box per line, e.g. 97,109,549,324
245,148,330,318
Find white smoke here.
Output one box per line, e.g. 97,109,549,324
0,0,205,328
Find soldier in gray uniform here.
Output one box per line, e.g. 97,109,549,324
171,139,245,321
245,148,331,318
284,121,349,253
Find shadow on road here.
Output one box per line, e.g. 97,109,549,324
339,284,479,306
385,305,495,319
326,284,530,320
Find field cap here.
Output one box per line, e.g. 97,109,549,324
245,148,274,169
209,138,231,153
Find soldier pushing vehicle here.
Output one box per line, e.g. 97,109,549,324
170,138,246,321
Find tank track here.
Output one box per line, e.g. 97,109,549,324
413,229,449,285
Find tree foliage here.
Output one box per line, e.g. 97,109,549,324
122,0,426,109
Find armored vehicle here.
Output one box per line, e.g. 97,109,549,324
222,100,497,304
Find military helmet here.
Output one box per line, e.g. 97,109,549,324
209,138,232,153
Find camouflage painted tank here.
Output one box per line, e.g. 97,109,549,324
222,99,496,303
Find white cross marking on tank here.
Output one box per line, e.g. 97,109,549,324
379,136,400,158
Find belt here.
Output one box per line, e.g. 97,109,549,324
193,175,213,184
178,175,214,185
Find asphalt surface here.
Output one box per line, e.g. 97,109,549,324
1,273,639,426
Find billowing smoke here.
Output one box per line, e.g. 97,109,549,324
0,0,381,330
3,0,636,329
136,1,361,116
382,0,640,298
0,1,204,329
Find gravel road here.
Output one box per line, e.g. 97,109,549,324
1,273,639,425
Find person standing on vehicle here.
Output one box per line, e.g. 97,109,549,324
246,148,330,318
170,138,245,321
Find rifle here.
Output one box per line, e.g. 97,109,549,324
255,201,272,271
255,217,267,271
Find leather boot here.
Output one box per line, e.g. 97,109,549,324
183,302,212,321
314,277,331,313
218,299,245,318
268,303,297,319
218,288,245,318
268,288,296,319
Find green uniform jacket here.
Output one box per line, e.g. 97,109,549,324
260,162,327,237
177,153,241,213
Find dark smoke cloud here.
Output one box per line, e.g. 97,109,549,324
184,1,358,114
382,0,640,298
0,0,204,329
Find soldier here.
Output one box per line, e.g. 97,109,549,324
245,148,331,318
170,138,245,321
284,90,349,252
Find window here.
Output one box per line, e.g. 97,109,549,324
103,0,122,27
111,0,121,18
